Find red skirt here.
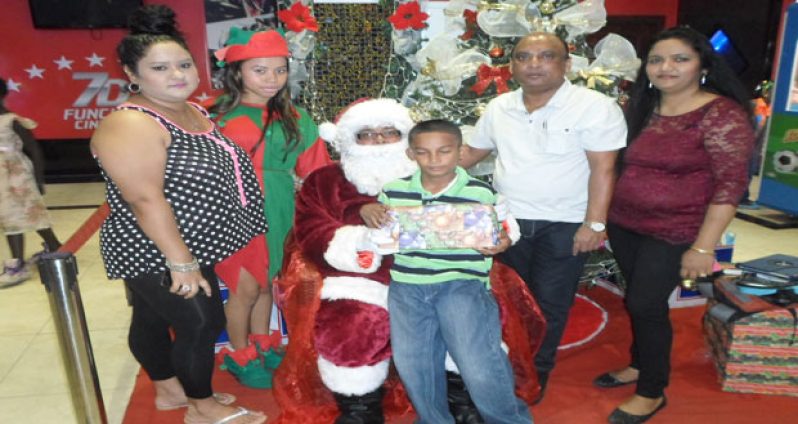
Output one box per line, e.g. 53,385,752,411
215,234,269,293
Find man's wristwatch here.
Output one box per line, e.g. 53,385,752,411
584,221,606,232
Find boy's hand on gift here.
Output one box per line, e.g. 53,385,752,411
360,203,391,228
477,230,510,256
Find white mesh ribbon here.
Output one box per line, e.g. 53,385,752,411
286,30,315,60
589,33,641,81
393,29,423,59
414,34,491,96
443,0,480,36
476,0,533,38
553,0,607,40
285,30,314,98
288,59,309,98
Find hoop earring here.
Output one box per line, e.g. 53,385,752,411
127,82,140,94
648,81,653,89
700,74,707,85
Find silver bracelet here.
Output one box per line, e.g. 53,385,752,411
165,257,200,273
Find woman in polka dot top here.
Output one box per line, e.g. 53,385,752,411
90,5,267,424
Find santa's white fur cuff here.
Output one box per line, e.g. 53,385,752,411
320,276,389,309
318,355,389,396
324,225,382,273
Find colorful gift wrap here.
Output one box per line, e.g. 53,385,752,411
377,203,499,251
704,298,798,397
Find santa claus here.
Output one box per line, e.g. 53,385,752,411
272,99,544,424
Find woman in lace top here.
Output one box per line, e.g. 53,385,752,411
594,27,754,423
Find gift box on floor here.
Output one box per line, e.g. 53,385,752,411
703,279,798,397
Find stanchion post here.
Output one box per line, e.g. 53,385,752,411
38,252,107,424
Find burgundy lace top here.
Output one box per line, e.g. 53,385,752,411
609,96,754,244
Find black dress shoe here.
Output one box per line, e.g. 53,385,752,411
593,372,637,388
607,396,667,424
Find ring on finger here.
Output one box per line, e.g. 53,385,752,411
179,284,190,292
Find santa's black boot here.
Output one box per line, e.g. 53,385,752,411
447,372,484,424
333,387,385,424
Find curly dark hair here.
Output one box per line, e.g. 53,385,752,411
624,26,753,145
117,4,190,74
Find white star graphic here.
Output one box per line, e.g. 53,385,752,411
195,92,211,102
85,53,106,67
54,56,74,70
25,64,45,79
6,79,21,92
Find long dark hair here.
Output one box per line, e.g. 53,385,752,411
624,26,753,145
209,60,300,158
117,5,189,74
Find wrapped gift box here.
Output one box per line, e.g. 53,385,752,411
377,203,499,251
703,284,798,397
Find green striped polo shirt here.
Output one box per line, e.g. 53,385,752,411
377,167,497,286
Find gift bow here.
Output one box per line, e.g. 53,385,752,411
578,67,614,89
470,64,512,96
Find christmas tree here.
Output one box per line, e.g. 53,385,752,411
381,0,641,126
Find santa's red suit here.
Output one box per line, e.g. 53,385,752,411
271,99,545,424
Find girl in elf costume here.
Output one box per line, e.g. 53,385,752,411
209,28,331,388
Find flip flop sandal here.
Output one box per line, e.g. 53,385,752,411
156,392,236,410
184,406,266,424
213,407,266,424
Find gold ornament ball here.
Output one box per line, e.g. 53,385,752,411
474,103,487,117
540,1,556,15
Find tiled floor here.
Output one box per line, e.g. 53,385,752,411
1,182,797,423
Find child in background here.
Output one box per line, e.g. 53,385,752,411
0,78,61,288
210,28,331,387
378,119,533,423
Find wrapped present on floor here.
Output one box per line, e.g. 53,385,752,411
703,277,798,397
376,203,499,251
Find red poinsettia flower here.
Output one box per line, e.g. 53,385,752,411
461,9,479,40
278,2,320,33
387,1,430,31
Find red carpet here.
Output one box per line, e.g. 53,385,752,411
123,286,798,423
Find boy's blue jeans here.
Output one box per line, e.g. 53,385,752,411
389,279,533,424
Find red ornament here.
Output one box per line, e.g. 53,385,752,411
489,45,505,58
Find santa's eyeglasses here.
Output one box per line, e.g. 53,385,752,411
356,128,402,142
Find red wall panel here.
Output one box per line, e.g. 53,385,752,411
606,0,679,27
0,0,212,139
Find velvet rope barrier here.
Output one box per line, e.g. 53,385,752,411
56,203,110,255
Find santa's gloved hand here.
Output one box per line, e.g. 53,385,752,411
368,227,398,255
494,194,509,222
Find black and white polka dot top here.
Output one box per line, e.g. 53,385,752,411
97,103,267,280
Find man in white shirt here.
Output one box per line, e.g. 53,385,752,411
461,32,627,400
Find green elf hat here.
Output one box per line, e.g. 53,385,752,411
214,27,290,67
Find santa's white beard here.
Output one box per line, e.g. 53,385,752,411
341,141,418,196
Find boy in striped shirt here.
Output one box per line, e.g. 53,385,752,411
378,119,533,423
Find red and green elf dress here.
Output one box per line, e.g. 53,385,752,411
213,100,332,289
